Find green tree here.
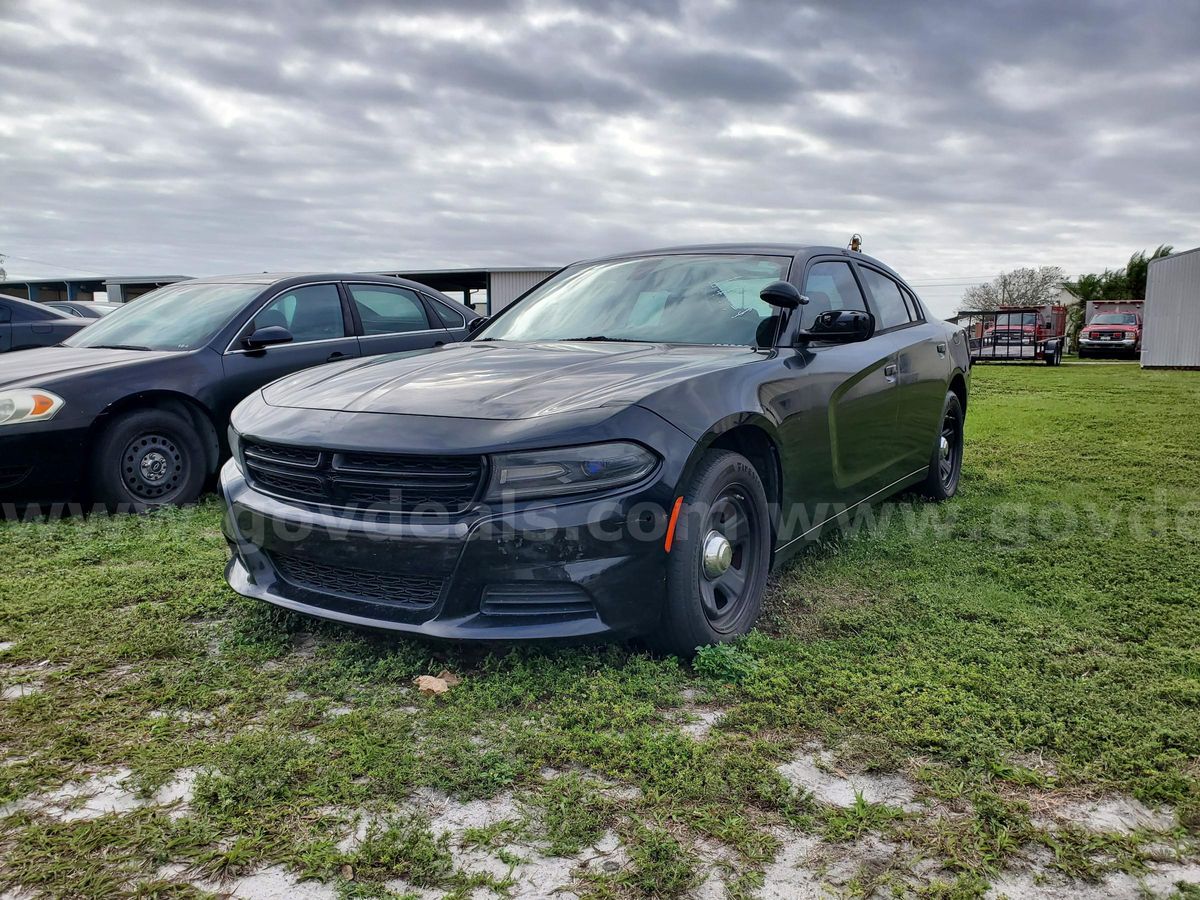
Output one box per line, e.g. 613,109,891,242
1124,244,1173,300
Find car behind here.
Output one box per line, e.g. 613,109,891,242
0,274,480,506
0,293,88,352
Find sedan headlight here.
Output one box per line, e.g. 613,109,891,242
0,390,65,426
227,425,243,471
487,442,658,501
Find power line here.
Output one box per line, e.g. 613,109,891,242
0,254,108,276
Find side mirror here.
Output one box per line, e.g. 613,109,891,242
243,325,293,350
795,309,875,345
759,281,807,310
467,316,490,336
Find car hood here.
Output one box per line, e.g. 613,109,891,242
0,345,181,390
261,341,763,420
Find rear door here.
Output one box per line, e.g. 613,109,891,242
221,282,361,419
422,294,473,343
344,283,452,357
855,264,947,476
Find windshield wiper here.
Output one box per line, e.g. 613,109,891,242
559,336,628,342
87,343,153,351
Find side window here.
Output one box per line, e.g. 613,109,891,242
252,284,346,344
428,297,466,329
348,285,432,335
902,286,924,321
801,261,867,329
859,268,913,331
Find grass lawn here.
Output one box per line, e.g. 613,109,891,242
1,362,1198,899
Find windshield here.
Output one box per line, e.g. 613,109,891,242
64,283,263,351
1093,313,1137,325
478,254,791,346
994,312,1039,326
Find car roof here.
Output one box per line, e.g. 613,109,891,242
172,273,473,314
0,292,72,317
573,243,907,283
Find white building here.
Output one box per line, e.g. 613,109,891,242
1143,247,1200,368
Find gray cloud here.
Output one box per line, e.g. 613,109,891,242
0,0,1197,316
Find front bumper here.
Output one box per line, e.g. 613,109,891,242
0,421,91,501
220,460,674,641
1079,338,1137,352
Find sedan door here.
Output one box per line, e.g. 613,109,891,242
0,302,11,352
344,283,453,357
221,282,361,419
772,258,903,539
855,265,948,476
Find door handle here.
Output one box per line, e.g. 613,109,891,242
327,351,349,362
884,363,898,377
936,342,947,355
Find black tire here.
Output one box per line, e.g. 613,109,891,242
652,450,772,658
1077,349,1090,360
917,391,964,501
91,408,206,510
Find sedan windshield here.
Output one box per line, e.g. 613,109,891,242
1092,313,1137,325
64,283,263,351
478,254,791,346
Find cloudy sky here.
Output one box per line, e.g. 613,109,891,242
1,0,1197,316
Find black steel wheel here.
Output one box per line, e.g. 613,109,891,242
121,432,187,501
92,408,207,510
918,390,964,501
653,449,772,657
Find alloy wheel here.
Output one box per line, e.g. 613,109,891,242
938,407,963,493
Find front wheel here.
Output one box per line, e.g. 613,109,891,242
653,450,772,658
917,391,964,501
91,408,207,510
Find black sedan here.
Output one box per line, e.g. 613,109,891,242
0,273,479,506
221,245,971,655
1,294,88,352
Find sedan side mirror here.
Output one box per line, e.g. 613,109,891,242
467,316,490,336
759,281,808,310
795,309,875,345
243,325,294,350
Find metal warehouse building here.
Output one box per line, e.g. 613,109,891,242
375,267,558,315
1143,246,1200,368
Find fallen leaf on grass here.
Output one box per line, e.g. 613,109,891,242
415,675,450,695
436,670,461,687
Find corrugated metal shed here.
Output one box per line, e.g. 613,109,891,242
1143,246,1200,368
488,269,556,312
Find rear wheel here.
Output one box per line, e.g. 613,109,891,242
917,391,964,501
91,408,206,510
653,450,772,658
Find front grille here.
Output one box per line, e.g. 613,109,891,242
270,551,445,608
480,583,597,619
242,439,485,513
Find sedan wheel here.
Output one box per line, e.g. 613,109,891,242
919,390,964,501
655,449,772,657
92,408,207,510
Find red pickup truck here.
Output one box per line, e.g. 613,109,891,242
1078,301,1143,359
975,304,1067,365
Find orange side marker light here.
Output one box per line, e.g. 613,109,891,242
664,496,684,553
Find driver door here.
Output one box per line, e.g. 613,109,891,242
772,258,903,541
220,282,360,421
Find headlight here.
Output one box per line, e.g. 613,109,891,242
486,442,658,501
227,425,243,471
0,390,65,426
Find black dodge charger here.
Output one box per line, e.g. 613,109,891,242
0,273,478,506
221,245,970,654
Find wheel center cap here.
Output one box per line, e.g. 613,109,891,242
140,451,168,482
702,530,733,579
940,435,951,460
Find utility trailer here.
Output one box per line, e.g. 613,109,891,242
958,304,1067,365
